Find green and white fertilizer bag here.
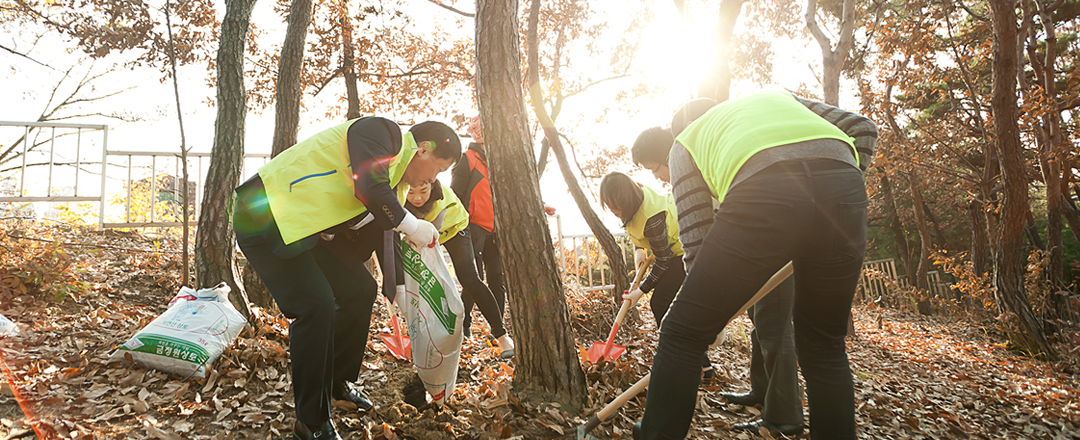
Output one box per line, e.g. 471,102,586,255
112,283,245,378
400,240,465,406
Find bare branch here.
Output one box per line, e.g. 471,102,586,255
423,0,474,18
954,0,989,21
0,43,58,70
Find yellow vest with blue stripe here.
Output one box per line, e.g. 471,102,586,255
425,182,470,245
675,91,857,204
624,185,684,257
258,118,416,245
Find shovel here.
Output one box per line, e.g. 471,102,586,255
586,255,655,363
577,261,795,439
380,296,412,361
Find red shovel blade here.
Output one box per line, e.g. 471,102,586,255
586,341,626,363
381,314,412,361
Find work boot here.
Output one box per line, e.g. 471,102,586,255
720,391,763,406
497,334,515,359
332,381,374,411
293,420,342,440
732,419,804,436
632,420,642,440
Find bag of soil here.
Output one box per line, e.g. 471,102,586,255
112,283,245,378
398,240,464,406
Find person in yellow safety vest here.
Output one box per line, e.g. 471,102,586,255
232,118,461,440
599,172,716,376
634,114,805,433
632,91,877,440
402,180,516,358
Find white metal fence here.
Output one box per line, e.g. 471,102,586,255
0,121,269,229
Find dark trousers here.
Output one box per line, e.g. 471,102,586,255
648,257,710,370
234,184,384,428
641,161,867,440
747,276,803,426
465,224,506,331
444,229,506,337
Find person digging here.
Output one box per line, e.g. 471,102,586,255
599,171,716,378
634,109,803,435
633,91,877,440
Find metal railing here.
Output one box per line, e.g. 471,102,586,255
99,151,269,229
0,121,108,204
0,120,269,230
547,214,632,292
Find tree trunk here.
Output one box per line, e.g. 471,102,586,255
1061,195,1080,251
340,0,360,119
1024,208,1045,251
880,173,916,282
806,0,856,105
195,0,257,318
476,0,586,410
988,0,1057,360
527,2,628,304
697,0,744,102
908,172,932,314
921,201,949,249
270,0,314,157
970,199,991,277
242,262,276,311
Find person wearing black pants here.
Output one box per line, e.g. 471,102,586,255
599,172,714,375
635,119,804,433
234,118,460,440
636,91,877,440
403,180,514,357
451,116,507,337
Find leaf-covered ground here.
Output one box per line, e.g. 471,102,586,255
1,221,1079,439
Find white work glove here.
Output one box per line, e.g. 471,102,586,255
622,288,644,305
407,220,439,248
394,211,439,248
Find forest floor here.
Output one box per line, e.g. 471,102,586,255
1,221,1080,439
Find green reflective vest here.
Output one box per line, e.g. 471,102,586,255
426,182,470,245
675,91,857,204
258,118,416,245
624,185,684,257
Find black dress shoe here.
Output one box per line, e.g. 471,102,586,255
720,391,763,406
293,420,342,440
732,419,804,436
632,420,642,440
332,382,374,411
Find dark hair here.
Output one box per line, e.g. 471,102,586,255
600,172,644,225
670,98,717,137
404,180,445,218
631,127,674,167
409,121,462,162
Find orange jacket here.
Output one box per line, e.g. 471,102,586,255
451,143,496,232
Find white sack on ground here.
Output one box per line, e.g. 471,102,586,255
0,314,18,337
112,283,245,378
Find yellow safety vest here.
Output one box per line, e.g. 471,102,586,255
676,91,857,204
624,185,684,257
259,118,416,245
425,182,470,245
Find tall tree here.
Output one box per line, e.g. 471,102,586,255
475,0,586,409
527,0,629,302
195,0,257,316
806,0,858,105
988,0,1057,359
270,0,315,157
697,0,746,102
